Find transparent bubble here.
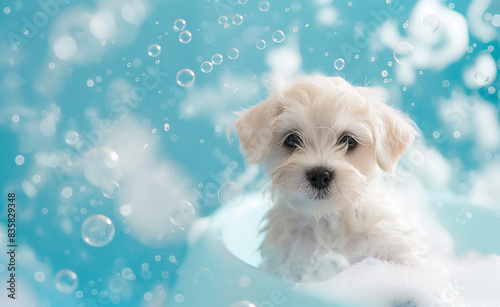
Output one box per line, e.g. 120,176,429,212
232,14,243,26
168,200,196,226
81,214,115,247
259,1,270,12
122,268,133,280
179,30,192,44
173,19,186,32
272,30,285,43
239,0,248,4
423,14,440,32
256,39,266,50
218,16,227,25
227,48,239,59
15,155,25,166
61,187,73,198
55,269,78,293
334,58,345,70
34,272,45,282
147,44,161,57
65,131,79,145
393,42,414,64
201,61,213,73
164,123,170,131
175,294,184,303
212,54,223,65
238,274,251,287
381,70,388,77
474,71,490,86
102,181,120,198
195,268,213,287
293,27,298,32
348,2,352,6
231,301,256,307
218,182,244,208
176,69,195,87
83,147,122,187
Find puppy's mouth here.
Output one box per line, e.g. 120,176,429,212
310,188,331,200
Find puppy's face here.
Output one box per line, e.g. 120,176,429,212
236,76,416,219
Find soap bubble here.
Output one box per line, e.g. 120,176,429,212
15,155,25,166
195,268,213,286
121,268,133,280
259,1,270,12
272,30,285,43
212,54,223,65
227,48,239,59
231,301,256,307
423,14,440,32
168,200,195,226
218,16,227,25
83,147,122,187
81,214,115,247
147,44,161,57
256,39,266,50
393,42,414,64
218,182,244,208
176,69,195,87
61,187,73,198
173,19,186,32
102,181,120,198
232,14,243,25
334,58,345,70
65,131,79,145
381,70,388,77
55,269,78,293
164,123,170,131
201,61,213,73
179,30,192,44
474,71,490,86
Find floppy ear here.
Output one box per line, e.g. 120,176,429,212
359,87,417,175
235,97,280,163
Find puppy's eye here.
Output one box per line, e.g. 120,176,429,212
339,135,357,150
284,133,302,148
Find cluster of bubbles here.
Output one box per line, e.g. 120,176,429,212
218,14,244,28
178,49,238,84
81,214,115,247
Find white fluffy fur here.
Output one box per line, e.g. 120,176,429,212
235,75,431,282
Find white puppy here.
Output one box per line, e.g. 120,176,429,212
235,75,430,282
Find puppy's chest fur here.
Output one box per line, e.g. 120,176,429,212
259,184,428,282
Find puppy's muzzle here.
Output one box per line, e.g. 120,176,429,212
307,168,333,189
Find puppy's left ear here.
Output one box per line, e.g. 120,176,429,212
235,97,280,163
358,87,417,175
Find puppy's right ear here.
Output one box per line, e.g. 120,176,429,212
235,97,279,163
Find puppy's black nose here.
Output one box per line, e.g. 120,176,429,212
307,168,332,189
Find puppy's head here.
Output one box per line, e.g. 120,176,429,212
236,75,416,219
